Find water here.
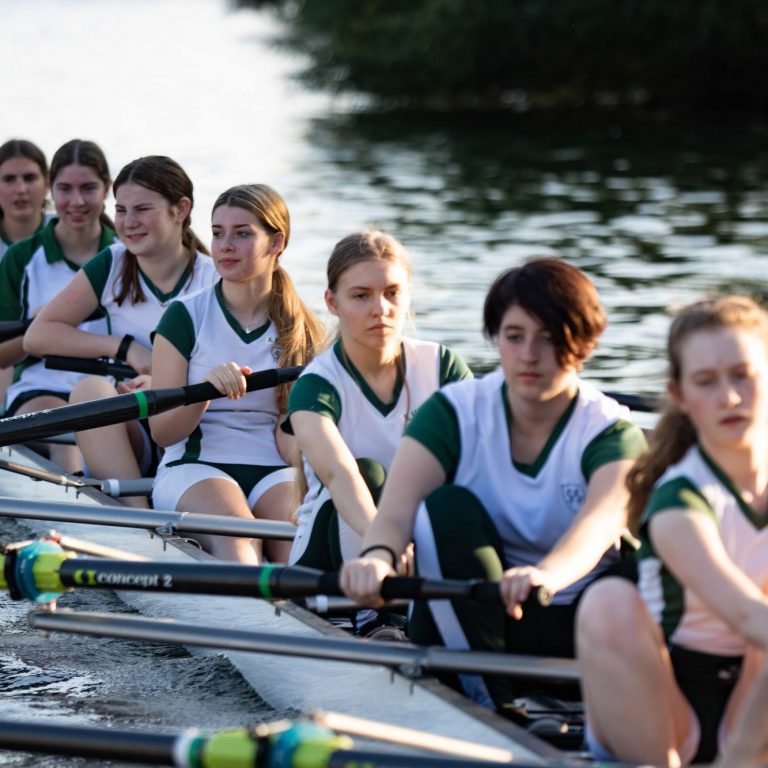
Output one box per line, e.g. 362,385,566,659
2,0,768,761
3,0,767,396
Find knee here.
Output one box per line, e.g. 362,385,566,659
70,376,117,404
577,578,645,654
355,458,386,502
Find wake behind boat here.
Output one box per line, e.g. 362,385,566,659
0,442,565,765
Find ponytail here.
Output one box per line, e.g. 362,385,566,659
269,265,327,412
626,403,697,533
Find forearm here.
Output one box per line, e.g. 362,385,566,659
25,321,120,359
327,469,379,537
537,508,626,593
0,337,25,368
149,403,208,448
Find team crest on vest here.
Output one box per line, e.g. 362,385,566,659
561,483,586,512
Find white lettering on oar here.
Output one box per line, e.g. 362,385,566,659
94,572,173,589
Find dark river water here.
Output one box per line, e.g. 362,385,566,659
2,0,768,763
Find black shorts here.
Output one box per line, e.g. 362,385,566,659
5,389,69,417
670,643,743,764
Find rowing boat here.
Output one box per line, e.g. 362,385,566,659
0,442,566,764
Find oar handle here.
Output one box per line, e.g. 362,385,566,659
45,355,138,380
0,364,304,446
380,577,502,604
0,319,31,343
182,365,304,405
604,390,660,413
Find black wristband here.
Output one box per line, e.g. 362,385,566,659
359,544,398,569
116,334,134,362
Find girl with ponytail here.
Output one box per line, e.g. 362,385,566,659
149,184,324,563
25,155,216,503
578,295,768,766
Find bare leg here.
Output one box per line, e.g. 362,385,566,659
251,481,297,563
717,656,768,767
0,367,14,410
16,395,83,474
70,377,148,508
178,478,261,563
577,578,696,767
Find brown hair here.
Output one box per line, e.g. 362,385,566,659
112,156,208,306
483,257,606,368
626,294,768,531
212,184,325,411
327,230,412,293
0,139,48,222
49,139,113,231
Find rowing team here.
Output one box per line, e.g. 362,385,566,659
2,137,768,767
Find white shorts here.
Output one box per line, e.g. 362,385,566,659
152,462,295,512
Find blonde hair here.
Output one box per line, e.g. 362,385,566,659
627,294,768,531
212,184,326,411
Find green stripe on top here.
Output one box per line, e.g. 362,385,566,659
259,565,275,599
134,390,149,420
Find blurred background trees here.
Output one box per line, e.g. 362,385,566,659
237,1,768,113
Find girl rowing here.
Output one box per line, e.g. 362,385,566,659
0,138,51,407
0,139,50,261
0,139,115,472
577,295,768,767
25,155,216,504
287,231,471,635
341,257,646,702
150,184,324,563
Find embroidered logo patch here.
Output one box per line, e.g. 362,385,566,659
561,484,586,512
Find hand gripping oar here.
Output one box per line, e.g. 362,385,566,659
45,354,138,380
0,364,303,446
0,541,502,605
0,319,31,343
0,717,628,767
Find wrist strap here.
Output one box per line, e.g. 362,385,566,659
116,334,134,362
359,544,398,569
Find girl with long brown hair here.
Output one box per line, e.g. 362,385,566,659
150,184,324,563
577,295,768,766
25,155,216,502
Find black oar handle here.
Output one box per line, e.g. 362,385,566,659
604,390,660,413
182,365,304,405
45,355,138,379
0,319,31,343
0,365,304,447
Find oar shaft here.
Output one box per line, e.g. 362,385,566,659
45,355,138,379
0,720,177,764
0,365,303,446
0,319,30,343
0,497,296,539
28,609,581,681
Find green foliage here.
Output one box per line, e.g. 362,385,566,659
236,0,768,112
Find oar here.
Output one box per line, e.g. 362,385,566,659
0,455,153,497
0,319,31,343
604,390,660,413
0,718,614,767
45,354,138,379
27,608,581,682
0,497,297,540
2,542,501,605
0,364,303,446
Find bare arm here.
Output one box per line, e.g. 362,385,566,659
341,437,446,604
715,661,768,767
0,337,25,368
291,410,379,537
500,458,633,617
651,511,768,649
24,271,129,362
148,334,207,447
